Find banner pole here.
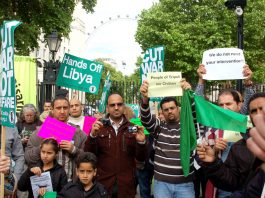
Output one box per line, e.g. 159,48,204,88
0,126,6,198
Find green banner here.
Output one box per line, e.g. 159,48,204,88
56,53,104,94
140,46,164,102
99,72,111,113
14,56,36,113
0,20,21,127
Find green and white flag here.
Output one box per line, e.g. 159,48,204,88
99,72,111,113
0,20,21,127
140,46,164,102
56,53,104,94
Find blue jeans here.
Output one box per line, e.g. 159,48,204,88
154,180,195,198
136,167,154,198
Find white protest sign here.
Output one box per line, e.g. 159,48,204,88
30,172,53,198
202,48,245,80
147,72,182,97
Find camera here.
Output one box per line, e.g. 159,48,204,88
99,118,110,126
128,126,138,133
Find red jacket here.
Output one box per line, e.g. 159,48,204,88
84,116,147,198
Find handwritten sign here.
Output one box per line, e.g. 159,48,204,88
37,116,76,143
202,48,245,80
147,72,182,97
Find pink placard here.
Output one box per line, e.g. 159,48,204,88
83,116,97,135
38,116,76,143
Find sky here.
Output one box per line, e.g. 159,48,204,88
84,0,158,75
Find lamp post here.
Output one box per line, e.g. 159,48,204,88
225,0,247,93
43,31,62,101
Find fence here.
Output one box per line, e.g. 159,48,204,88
37,81,265,115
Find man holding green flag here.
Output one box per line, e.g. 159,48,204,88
140,79,195,198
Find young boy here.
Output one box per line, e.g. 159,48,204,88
57,152,108,198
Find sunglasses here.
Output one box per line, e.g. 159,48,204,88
108,103,124,107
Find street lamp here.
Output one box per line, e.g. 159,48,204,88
46,31,62,61
225,0,247,93
42,31,62,103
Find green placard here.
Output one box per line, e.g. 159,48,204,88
140,46,164,102
0,20,21,127
99,72,111,113
140,46,165,84
56,53,104,94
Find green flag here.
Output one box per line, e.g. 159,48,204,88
180,90,197,176
180,90,248,176
194,94,247,133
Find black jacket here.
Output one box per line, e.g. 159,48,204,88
18,161,67,198
198,139,257,192
57,179,108,198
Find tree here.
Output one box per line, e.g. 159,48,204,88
135,0,265,83
0,0,97,55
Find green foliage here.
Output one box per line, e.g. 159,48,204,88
0,0,96,55
136,0,265,83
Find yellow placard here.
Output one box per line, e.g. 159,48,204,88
147,72,182,97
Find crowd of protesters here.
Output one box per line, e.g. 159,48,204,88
0,64,265,198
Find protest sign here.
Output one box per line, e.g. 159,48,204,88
99,72,111,113
56,53,104,94
147,72,182,97
15,56,37,113
83,116,97,135
126,104,139,117
140,46,164,83
223,130,242,142
30,172,53,198
140,46,164,101
37,116,76,143
202,48,245,80
0,20,21,127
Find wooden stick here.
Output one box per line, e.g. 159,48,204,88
0,126,6,198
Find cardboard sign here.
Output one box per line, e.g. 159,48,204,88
147,72,182,97
0,20,21,127
56,53,104,94
37,116,76,143
202,48,245,80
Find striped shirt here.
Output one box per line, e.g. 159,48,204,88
140,103,194,184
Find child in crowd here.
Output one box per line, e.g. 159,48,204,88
18,138,67,197
57,152,108,198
